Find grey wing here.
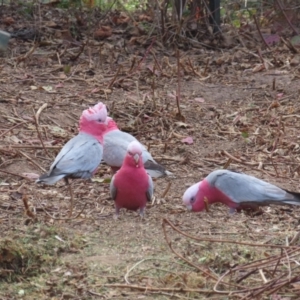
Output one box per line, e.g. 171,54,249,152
110,175,117,200
50,133,103,178
103,131,134,166
103,130,150,167
146,175,154,202
213,171,289,204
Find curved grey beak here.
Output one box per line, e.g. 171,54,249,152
133,153,139,165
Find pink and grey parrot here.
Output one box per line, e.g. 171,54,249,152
103,117,172,178
109,140,154,218
36,102,108,185
183,169,300,213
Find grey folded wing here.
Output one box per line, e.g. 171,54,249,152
103,130,153,166
146,175,154,202
213,170,298,205
39,132,103,184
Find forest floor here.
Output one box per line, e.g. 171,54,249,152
1,3,300,300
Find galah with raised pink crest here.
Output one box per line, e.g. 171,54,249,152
183,169,300,213
110,140,154,218
36,102,108,215
103,117,172,178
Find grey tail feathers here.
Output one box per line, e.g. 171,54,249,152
36,173,65,185
143,160,173,178
284,190,300,205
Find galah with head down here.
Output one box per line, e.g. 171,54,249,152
183,169,300,213
36,102,108,215
110,140,154,218
103,117,172,178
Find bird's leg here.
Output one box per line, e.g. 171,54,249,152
65,178,74,217
139,207,145,219
113,207,120,220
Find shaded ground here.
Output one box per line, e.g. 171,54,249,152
1,4,300,299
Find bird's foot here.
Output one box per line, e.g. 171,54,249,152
114,207,120,220
139,208,145,220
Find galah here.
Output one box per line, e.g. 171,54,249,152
183,169,300,213
110,140,154,218
36,102,108,215
103,117,172,178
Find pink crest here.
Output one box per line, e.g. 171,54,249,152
81,102,107,122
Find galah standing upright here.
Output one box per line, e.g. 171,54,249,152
110,140,154,218
103,117,172,178
36,102,108,216
183,169,300,213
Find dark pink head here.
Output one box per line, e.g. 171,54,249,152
79,102,108,142
182,181,205,211
104,117,119,133
123,141,144,168
183,179,237,212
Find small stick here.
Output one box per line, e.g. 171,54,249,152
202,58,210,76
18,150,46,172
15,43,39,64
130,37,156,75
97,284,217,294
259,269,268,283
36,196,87,220
276,0,298,35
176,48,182,118
204,197,210,212
150,50,163,74
253,15,270,50
107,65,122,89
161,182,171,198
35,103,48,125
272,78,276,90
0,121,27,138
22,194,37,220
0,169,32,181
65,178,74,218
70,42,86,62
34,105,50,157
10,145,61,149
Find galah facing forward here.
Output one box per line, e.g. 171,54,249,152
36,102,108,215
110,140,154,218
183,169,300,213
103,117,172,178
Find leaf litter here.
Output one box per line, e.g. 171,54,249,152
0,1,300,299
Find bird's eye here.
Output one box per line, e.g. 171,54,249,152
98,119,102,122
190,196,196,203
128,151,133,155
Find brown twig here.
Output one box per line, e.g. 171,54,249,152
162,219,221,281
15,43,39,64
163,218,294,249
276,0,298,35
35,196,87,220
22,194,37,220
34,104,50,157
253,15,270,50
0,121,27,138
97,284,216,294
130,37,156,75
107,65,122,89
161,182,171,198
70,41,87,62
0,169,32,181
18,150,46,172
